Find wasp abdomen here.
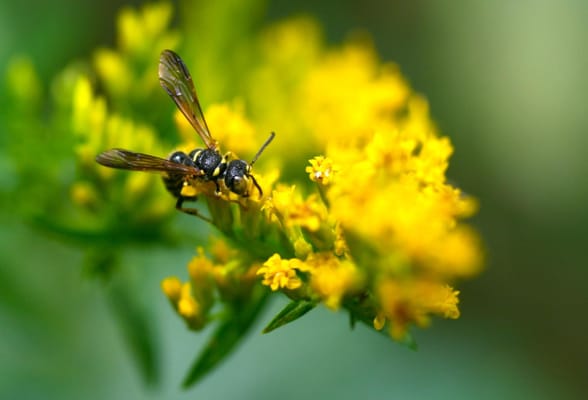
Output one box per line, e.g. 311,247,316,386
163,151,195,198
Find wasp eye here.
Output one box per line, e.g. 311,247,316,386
231,176,250,196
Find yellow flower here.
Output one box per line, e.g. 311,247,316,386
247,17,323,159
173,101,258,158
118,1,177,55
71,74,175,223
257,254,306,291
40,1,486,386
332,223,349,257
5,56,42,106
178,285,200,319
161,278,206,330
205,103,258,157
321,118,481,280
293,237,313,259
187,247,214,277
176,282,207,330
210,237,236,265
70,181,98,208
301,40,409,145
305,252,362,310
72,77,107,163
433,286,461,319
93,49,132,97
306,156,340,185
265,185,327,232
27,0,491,388
161,277,182,303
114,11,483,349
373,313,386,331
377,279,461,340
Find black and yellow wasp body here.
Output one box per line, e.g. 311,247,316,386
95,49,275,218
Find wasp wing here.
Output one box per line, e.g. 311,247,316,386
159,49,217,150
96,149,203,176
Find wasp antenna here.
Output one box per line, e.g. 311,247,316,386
250,132,275,166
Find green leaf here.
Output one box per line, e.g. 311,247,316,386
182,286,269,388
262,299,317,334
107,278,160,385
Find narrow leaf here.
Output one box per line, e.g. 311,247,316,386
182,286,268,388
262,299,317,334
107,280,159,385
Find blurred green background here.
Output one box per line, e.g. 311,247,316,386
1,0,587,399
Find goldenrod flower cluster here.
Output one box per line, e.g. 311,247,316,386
162,15,483,347
2,1,483,387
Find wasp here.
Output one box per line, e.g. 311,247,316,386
96,49,275,219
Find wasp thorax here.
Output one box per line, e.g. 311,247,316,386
192,148,223,178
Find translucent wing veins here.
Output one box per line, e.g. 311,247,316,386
159,49,217,150
96,149,203,176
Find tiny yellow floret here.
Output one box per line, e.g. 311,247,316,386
161,277,182,303
70,182,98,207
306,156,340,185
373,313,386,331
257,254,304,291
305,253,361,310
178,297,200,319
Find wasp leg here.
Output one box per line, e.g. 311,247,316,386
213,180,224,197
175,197,213,223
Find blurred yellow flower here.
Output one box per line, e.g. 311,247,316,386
161,277,182,303
35,1,484,384
159,14,482,346
5,0,501,389
118,1,177,55
305,252,362,310
306,156,340,185
5,56,42,107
